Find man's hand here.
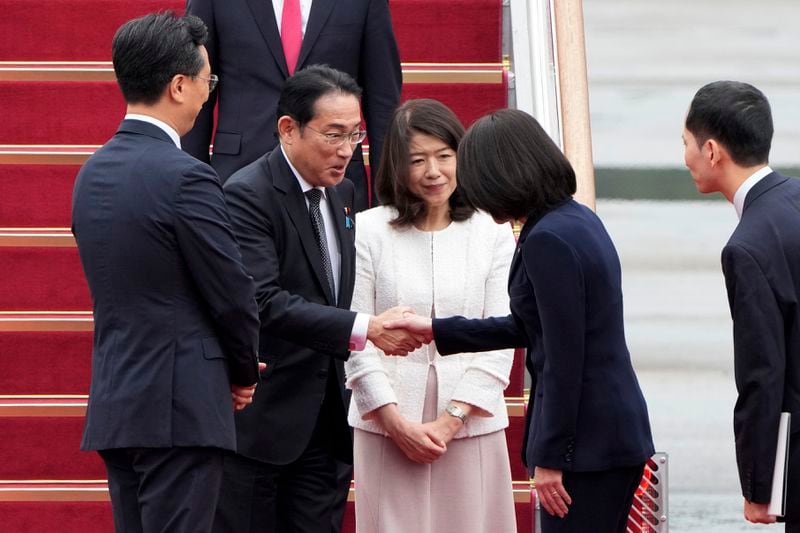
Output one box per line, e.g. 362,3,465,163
231,362,267,411
375,404,446,463
367,306,427,355
533,466,572,518
382,314,434,344
743,499,776,524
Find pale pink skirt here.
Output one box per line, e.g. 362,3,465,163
353,368,516,533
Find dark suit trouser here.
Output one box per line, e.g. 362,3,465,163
99,447,224,533
539,464,644,533
215,374,347,533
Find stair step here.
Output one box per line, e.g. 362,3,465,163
0,0,501,63
0,61,505,84
0,247,89,309
0,80,506,145
0,331,92,393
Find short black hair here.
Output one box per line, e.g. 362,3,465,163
112,12,208,105
457,109,576,221
276,65,362,128
376,99,474,226
685,80,773,167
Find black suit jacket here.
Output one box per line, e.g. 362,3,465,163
223,147,357,465
183,0,402,211
72,119,260,452
722,171,800,506
433,199,654,474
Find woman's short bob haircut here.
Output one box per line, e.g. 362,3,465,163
376,99,475,227
457,109,576,222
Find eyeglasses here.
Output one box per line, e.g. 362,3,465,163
304,125,367,147
193,74,219,92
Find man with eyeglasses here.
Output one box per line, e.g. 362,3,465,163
213,65,423,533
72,12,262,533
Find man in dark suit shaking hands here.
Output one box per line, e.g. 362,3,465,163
72,12,263,533
215,65,421,533
684,80,800,530
182,0,402,212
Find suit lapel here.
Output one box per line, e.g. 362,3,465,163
296,0,335,70
327,186,353,308
269,150,337,305
244,0,291,77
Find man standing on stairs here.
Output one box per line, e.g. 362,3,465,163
214,65,423,533
72,12,263,533
182,0,402,213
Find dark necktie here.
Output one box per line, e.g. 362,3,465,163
306,189,336,301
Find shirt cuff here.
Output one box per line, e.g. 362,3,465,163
349,312,370,351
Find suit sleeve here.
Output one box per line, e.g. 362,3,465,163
181,0,218,163
224,177,357,359
722,243,785,503
359,0,402,200
173,162,260,386
524,230,586,470
345,215,398,416
449,223,516,415
433,314,525,355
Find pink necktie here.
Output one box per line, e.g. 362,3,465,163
281,0,302,75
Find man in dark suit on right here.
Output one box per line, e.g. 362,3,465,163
182,0,402,212
684,80,800,530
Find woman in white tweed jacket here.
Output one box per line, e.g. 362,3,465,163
345,99,517,533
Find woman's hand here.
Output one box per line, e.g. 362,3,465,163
375,404,447,463
533,466,572,518
422,414,462,448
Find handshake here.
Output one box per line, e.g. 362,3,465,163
366,306,435,356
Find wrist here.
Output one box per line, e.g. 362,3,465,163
444,403,468,427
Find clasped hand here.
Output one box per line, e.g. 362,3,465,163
367,307,433,355
230,362,267,411
375,404,462,464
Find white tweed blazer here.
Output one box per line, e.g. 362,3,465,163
346,206,516,438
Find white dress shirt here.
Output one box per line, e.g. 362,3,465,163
124,114,181,148
733,166,772,219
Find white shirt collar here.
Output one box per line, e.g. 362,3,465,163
280,144,326,198
124,114,181,148
733,166,772,219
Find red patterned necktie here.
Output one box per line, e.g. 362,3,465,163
281,0,302,75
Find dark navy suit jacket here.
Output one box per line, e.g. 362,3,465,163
223,148,357,465
183,0,402,211
72,119,260,452
433,199,654,474
722,172,800,510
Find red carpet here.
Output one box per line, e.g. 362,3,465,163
0,248,90,310
0,165,78,227
0,417,105,478
0,502,113,533
0,0,501,62
0,332,92,393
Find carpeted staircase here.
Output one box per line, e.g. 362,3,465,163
1,0,535,531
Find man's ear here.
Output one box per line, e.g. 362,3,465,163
277,115,296,145
706,138,725,168
168,74,188,104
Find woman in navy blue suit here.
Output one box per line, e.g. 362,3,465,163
388,109,655,532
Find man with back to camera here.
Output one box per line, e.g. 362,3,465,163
684,80,800,530
213,64,423,533
182,0,402,212
71,12,263,532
